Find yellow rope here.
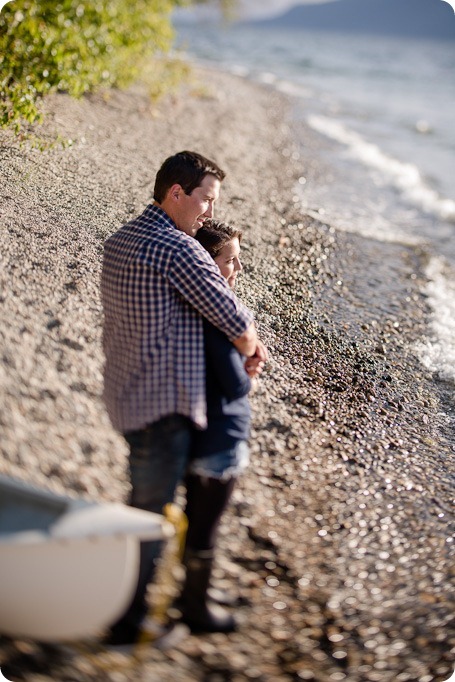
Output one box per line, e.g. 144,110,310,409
137,502,188,641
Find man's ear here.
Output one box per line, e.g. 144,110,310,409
168,183,183,202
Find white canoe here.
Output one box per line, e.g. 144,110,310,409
0,475,173,641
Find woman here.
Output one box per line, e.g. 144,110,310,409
178,219,253,633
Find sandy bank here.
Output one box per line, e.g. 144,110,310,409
0,66,453,681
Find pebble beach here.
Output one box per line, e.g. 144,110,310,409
0,66,454,681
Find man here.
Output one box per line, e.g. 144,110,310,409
101,151,267,645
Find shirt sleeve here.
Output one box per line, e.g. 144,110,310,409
169,238,254,341
204,321,252,400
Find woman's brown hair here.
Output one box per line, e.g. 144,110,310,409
195,219,242,259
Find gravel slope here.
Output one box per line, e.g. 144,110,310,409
0,67,453,682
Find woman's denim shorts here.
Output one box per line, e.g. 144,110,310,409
187,440,250,481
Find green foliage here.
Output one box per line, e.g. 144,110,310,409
0,0,187,132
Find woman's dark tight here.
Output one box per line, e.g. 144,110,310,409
184,474,236,551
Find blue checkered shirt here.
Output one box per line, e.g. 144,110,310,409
101,205,254,433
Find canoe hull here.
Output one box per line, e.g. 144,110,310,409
0,533,139,640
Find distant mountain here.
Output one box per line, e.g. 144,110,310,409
247,0,455,40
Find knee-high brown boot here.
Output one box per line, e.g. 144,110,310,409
179,549,236,633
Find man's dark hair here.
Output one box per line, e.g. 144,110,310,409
195,219,242,260
153,151,226,203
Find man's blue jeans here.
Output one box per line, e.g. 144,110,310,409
111,414,192,637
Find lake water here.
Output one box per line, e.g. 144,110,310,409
174,21,455,384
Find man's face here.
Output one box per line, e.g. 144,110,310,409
176,174,221,237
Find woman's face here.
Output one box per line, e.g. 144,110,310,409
214,237,242,289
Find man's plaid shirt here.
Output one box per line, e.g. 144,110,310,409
101,205,254,433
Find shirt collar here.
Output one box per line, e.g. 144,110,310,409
143,203,178,231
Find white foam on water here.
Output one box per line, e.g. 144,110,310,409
227,64,250,78
414,256,455,384
275,78,314,99
257,71,278,85
301,204,423,247
306,115,455,224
